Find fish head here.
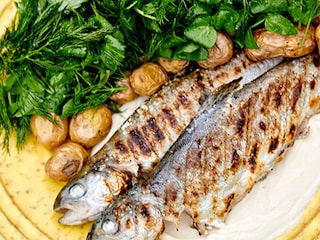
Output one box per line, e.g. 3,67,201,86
54,163,131,225
87,185,165,240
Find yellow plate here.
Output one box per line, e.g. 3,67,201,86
1,1,320,239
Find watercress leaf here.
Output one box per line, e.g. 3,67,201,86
212,4,240,34
244,29,259,49
250,0,288,14
158,47,173,59
172,42,208,61
193,15,212,25
187,0,212,19
56,0,89,11
265,13,297,35
184,22,217,48
162,35,187,48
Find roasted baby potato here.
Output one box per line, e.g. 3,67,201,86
129,62,168,96
110,77,137,105
157,57,189,75
245,25,316,61
197,31,233,69
69,105,113,148
30,113,68,149
45,142,89,182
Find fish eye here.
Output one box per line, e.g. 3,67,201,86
102,218,118,235
68,182,86,198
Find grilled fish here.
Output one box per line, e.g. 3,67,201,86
87,53,320,239
54,52,282,225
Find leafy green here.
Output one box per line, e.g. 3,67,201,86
250,0,288,14
184,16,217,49
1,0,319,152
265,13,298,35
212,4,240,35
0,0,126,150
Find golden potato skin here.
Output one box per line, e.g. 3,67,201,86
30,113,68,149
315,24,320,56
245,25,316,61
69,105,113,148
109,77,137,105
197,31,233,69
157,57,189,75
129,62,169,96
45,142,89,182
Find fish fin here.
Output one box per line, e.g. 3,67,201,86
199,77,241,112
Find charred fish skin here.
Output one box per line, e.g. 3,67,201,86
54,52,283,225
88,54,320,239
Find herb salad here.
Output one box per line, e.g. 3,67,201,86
0,0,319,151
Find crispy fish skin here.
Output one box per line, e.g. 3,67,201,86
54,52,282,225
88,54,320,239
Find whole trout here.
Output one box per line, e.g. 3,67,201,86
88,54,320,239
54,52,282,225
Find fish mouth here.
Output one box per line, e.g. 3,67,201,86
55,205,99,225
54,196,102,225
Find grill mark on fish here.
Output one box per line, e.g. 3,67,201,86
140,204,150,219
248,143,258,173
269,137,279,153
114,141,129,154
231,150,240,169
292,81,302,110
125,219,131,229
224,193,235,212
236,108,246,136
234,66,242,75
195,71,205,88
146,117,164,141
274,91,282,107
161,108,178,128
130,130,151,155
259,121,266,131
310,80,316,90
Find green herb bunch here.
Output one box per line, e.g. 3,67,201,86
0,0,319,151
0,0,127,150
